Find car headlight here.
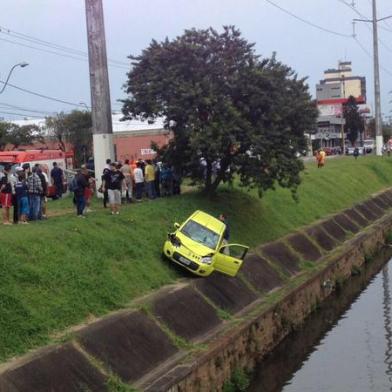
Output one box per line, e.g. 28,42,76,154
201,256,212,265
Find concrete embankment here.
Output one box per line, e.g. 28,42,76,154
1,191,392,391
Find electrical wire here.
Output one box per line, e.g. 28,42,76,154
264,0,352,37
0,79,88,108
0,25,130,68
353,36,392,78
0,102,55,115
0,36,129,71
0,110,44,119
338,0,392,53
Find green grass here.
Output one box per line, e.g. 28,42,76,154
1,155,392,362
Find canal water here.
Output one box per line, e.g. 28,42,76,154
248,253,392,392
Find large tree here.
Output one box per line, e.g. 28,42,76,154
343,95,364,145
122,26,317,196
45,110,92,165
0,121,41,150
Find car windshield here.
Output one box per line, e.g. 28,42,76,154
180,219,220,250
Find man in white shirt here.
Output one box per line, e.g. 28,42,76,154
133,161,144,201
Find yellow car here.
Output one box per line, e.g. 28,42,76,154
163,210,249,277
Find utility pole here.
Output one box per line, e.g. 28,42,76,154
354,0,392,156
85,0,114,187
341,74,346,153
372,0,383,156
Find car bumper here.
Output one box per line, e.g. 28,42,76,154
163,241,214,276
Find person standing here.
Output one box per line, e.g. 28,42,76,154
120,159,133,203
51,162,64,199
316,149,326,168
36,165,48,219
27,166,43,221
133,161,144,201
9,168,18,224
144,160,156,199
14,169,29,224
154,161,161,197
73,168,88,217
102,163,124,214
0,164,14,225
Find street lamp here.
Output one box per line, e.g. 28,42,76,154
0,62,29,94
78,102,90,111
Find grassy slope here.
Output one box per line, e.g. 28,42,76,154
1,155,392,361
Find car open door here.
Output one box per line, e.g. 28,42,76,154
213,244,249,277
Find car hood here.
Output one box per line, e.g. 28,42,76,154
174,231,216,258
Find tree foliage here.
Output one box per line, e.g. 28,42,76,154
122,26,317,196
343,95,364,145
45,110,92,165
0,121,41,150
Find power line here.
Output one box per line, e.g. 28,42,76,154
0,36,129,71
0,79,88,108
338,0,392,54
0,102,55,115
353,36,392,77
264,0,352,37
0,110,44,119
0,25,130,68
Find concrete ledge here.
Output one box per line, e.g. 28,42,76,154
344,207,369,227
286,233,322,262
152,286,222,341
259,241,300,275
78,311,177,383
240,253,283,292
320,218,346,242
333,213,359,233
0,343,108,392
194,273,258,314
305,225,337,251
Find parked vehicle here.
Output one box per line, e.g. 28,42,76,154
0,149,73,197
163,210,249,277
363,139,375,153
346,146,365,155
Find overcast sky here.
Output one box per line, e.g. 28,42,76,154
1,0,392,121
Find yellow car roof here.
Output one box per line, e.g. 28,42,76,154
188,210,225,235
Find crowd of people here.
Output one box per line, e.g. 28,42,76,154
0,158,182,224
0,162,55,225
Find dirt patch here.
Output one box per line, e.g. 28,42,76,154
78,311,177,383
0,344,107,392
286,233,322,262
259,241,300,275
333,213,359,234
355,203,379,221
305,225,337,251
240,253,283,292
194,273,257,314
320,218,347,242
152,286,221,341
344,208,369,227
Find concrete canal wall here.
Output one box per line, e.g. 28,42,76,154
1,191,392,391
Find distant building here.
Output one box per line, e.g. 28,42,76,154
316,61,366,105
314,61,367,150
7,113,171,162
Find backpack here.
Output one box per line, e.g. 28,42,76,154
68,176,79,192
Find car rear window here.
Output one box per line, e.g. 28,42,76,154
181,220,220,250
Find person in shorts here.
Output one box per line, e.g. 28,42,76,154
102,162,124,215
15,168,29,224
0,164,13,225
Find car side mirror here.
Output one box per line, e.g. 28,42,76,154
174,222,180,229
